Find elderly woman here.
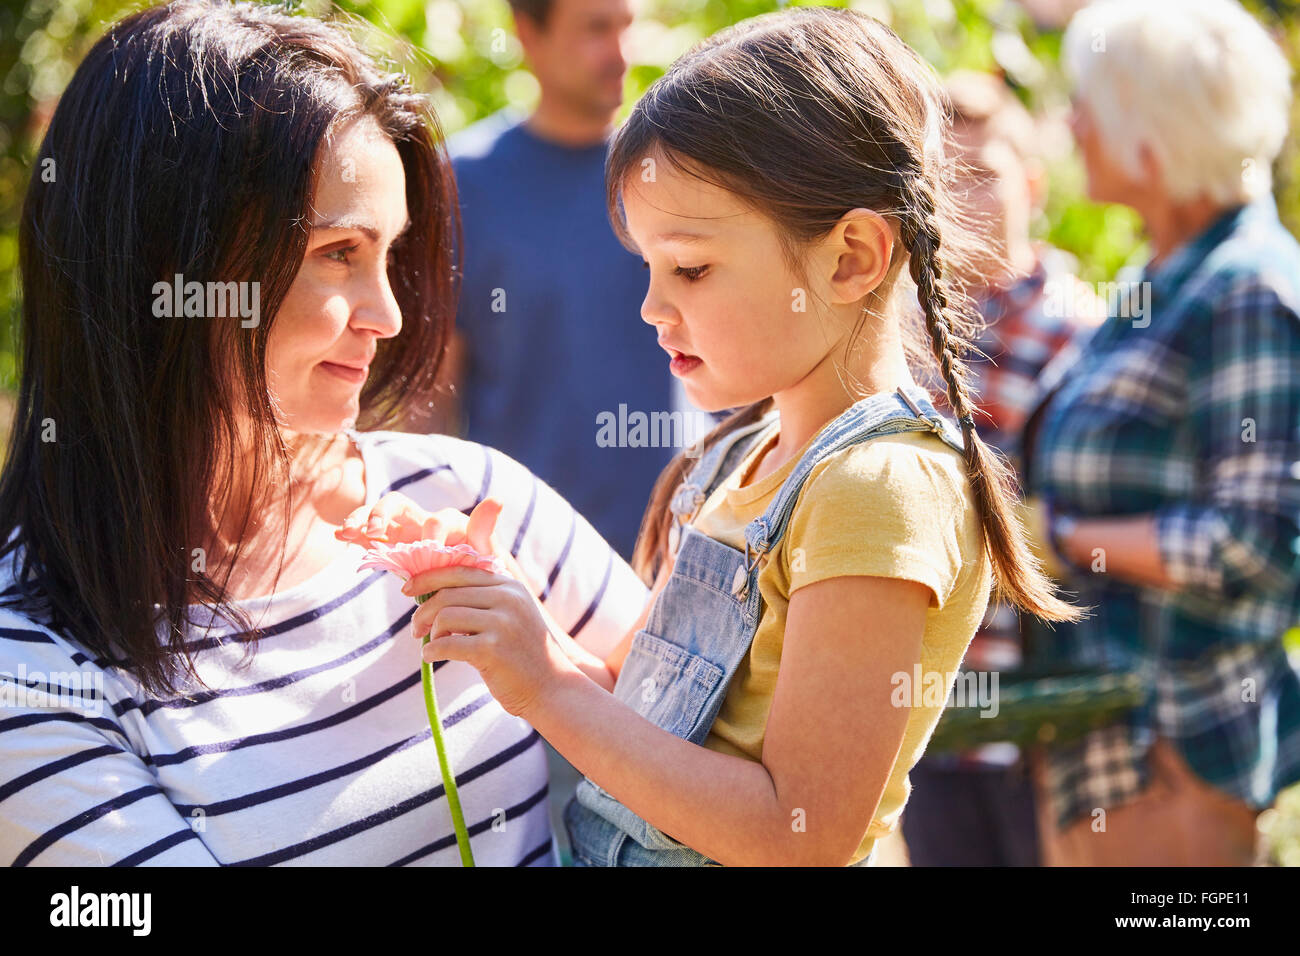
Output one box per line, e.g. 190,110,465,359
0,1,645,865
1021,0,1300,865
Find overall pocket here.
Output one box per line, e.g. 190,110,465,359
572,626,729,854
613,629,726,741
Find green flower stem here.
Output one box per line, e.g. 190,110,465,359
416,591,475,867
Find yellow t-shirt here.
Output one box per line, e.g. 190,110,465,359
694,417,993,866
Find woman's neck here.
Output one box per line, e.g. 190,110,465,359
205,430,364,574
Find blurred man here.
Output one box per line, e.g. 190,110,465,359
443,0,686,561
900,71,1104,866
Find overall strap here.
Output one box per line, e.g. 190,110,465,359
669,408,780,524
741,385,966,566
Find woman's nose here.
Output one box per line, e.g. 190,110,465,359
356,268,403,338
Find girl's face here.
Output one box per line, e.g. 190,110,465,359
621,158,850,413
264,115,408,435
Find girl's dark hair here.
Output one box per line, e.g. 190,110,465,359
609,6,1080,623
0,0,460,695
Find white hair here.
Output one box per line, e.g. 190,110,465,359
1063,0,1292,204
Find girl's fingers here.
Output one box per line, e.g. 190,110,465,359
421,632,477,664
411,586,502,635
337,506,369,540
420,514,448,544
341,493,437,546
415,606,495,641
402,565,502,598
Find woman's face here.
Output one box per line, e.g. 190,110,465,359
1068,95,1142,206
265,115,408,435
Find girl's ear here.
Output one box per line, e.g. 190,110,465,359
823,208,894,305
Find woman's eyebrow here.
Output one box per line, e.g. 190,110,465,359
310,216,413,240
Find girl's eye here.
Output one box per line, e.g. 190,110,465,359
640,260,708,282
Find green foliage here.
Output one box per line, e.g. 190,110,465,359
0,0,1297,859
0,0,1296,406
6,0,1296,389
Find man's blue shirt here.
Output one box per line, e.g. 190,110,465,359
449,108,675,559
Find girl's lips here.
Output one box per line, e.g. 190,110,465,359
669,353,702,376
320,361,369,384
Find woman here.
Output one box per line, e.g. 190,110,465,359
0,0,645,865
1021,0,1300,866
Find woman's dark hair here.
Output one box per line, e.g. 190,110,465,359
610,7,1080,623
0,0,460,695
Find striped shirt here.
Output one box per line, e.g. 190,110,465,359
0,430,648,865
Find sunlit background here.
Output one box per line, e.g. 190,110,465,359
0,0,1298,864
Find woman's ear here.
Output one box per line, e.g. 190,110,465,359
822,208,894,305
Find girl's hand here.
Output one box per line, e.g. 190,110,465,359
407,565,567,719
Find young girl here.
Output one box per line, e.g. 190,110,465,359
358,6,1081,866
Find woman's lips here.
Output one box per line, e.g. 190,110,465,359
320,361,369,385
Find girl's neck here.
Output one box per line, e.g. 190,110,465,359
755,316,917,484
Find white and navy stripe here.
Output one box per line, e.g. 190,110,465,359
0,431,648,865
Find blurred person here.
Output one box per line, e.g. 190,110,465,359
901,70,1104,867
445,0,695,562
1021,0,1300,866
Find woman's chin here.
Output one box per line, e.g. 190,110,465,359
281,410,358,436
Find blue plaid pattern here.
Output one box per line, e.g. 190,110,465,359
1025,193,1300,830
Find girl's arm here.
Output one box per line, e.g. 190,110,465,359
417,567,930,866
532,558,671,690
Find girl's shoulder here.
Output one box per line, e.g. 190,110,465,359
782,429,988,610
800,429,974,518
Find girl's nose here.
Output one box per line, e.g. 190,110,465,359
641,283,679,330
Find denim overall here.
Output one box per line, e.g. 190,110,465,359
562,385,969,866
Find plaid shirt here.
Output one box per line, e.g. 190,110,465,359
1024,193,1300,830
927,247,1104,769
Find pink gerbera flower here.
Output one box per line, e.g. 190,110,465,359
353,538,505,867
358,540,505,582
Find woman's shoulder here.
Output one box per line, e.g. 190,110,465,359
1195,204,1300,307
0,597,105,678
353,429,543,506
